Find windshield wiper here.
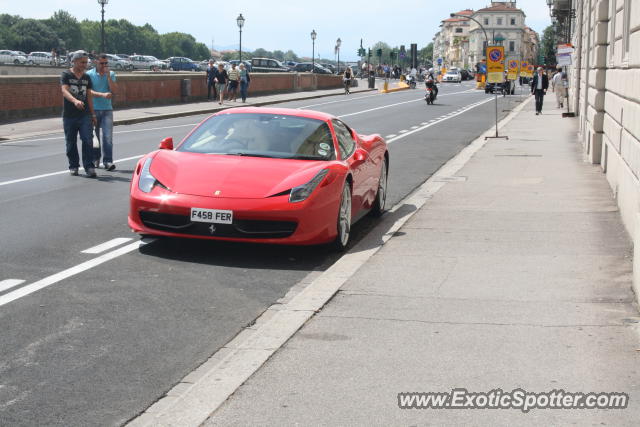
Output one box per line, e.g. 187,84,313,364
287,155,325,160
227,152,278,158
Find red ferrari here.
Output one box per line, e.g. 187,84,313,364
128,107,388,249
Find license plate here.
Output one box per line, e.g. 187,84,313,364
190,208,233,224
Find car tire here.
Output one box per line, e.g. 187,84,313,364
14,59,20,65
370,157,388,217
332,182,352,251
116,64,123,70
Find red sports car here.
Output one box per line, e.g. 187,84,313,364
128,107,388,249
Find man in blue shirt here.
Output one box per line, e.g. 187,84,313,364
88,53,118,170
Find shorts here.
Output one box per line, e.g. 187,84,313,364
228,80,238,90
216,83,226,94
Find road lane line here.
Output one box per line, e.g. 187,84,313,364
0,241,147,308
386,97,493,145
3,123,198,145
0,154,143,187
385,134,396,139
2,90,487,187
296,93,381,109
82,238,133,254
0,280,25,293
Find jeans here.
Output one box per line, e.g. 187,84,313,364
63,115,93,170
207,82,217,100
533,89,546,112
240,80,249,101
93,110,114,164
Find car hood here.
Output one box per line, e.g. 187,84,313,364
149,150,330,199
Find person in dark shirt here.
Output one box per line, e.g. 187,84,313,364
60,51,97,177
206,60,217,101
214,63,228,105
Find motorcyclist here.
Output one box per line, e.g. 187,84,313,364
426,68,439,99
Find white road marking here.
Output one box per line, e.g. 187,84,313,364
3,123,198,144
0,154,143,187
82,238,133,254
0,279,25,293
296,93,381,109
410,126,419,130
399,130,408,134
385,134,397,139
387,98,493,145
0,240,148,308
2,89,487,187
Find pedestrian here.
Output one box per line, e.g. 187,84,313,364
530,66,549,115
60,50,97,177
213,63,228,105
227,63,240,102
551,65,566,108
239,63,251,103
88,53,118,171
343,66,353,94
206,60,217,101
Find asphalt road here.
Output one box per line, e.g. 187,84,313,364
0,81,527,426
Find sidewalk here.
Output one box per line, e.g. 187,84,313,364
193,98,640,425
0,79,378,141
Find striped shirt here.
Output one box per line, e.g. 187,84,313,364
228,68,240,81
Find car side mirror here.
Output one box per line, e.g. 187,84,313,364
353,149,368,164
159,137,173,150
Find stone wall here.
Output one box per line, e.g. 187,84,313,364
0,72,342,122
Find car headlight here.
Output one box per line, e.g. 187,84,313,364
138,158,168,193
289,169,329,203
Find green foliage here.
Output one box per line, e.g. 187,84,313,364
540,25,557,66
12,19,61,53
46,10,82,50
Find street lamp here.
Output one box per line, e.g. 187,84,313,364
98,0,109,53
336,37,341,74
236,13,245,62
311,30,317,73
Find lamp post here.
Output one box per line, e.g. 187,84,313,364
336,37,341,74
98,0,109,53
311,30,317,73
236,14,245,62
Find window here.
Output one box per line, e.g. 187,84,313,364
622,0,632,59
497,17,503,25
511,17,516,25
609,0,617,61
509,41,515,52
484,18,489,25
455,28,463,33
332,120,355,159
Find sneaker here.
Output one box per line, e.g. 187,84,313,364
70,168,79,176
104,162,116,171
94,160,100,168
86,167,97,178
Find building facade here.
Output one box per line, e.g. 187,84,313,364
468,2,528,66
432,9,474,70
557,0,640,295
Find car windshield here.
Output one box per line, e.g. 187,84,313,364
178,113,336,160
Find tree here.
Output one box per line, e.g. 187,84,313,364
47,10,81,51
0,14,22,48
419,43,433,67
540,25,557,66
12,19,60,53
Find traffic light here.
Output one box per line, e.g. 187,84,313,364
376,48,382,57
358,47,366,56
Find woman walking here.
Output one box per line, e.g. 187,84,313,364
343,66,353,95
239,63,251,103
213,63,228,105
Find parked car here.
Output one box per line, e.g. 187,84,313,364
293,62,332,74
250,57,290,72
283,60,297,69
460,69,470,81
27,51,53,65
321,63,337,74
129,55,166,70
229,59,252,71
443,70,462,83
104,53,132,70
128,107,389,250
0,50,28,65
166,57,199,71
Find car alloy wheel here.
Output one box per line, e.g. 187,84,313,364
333,183,352,251
370,157,388,217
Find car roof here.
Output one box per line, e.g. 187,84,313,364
213,107,335,122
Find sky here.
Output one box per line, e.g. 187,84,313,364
0,0,551,60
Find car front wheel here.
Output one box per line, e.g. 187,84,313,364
333,183,352,251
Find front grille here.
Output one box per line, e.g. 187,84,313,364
139,211,297,239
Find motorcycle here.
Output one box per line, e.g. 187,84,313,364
406,74,417,89
424,80,437,104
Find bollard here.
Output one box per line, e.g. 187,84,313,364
368,76,375,89
180,79,191,102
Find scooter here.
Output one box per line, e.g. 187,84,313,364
425,80,437,104
406,74,417,89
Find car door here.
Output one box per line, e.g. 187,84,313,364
332,119,368,214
